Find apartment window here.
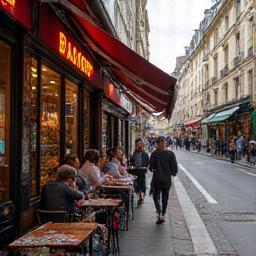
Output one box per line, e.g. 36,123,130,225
225,15,229,32
213,54,218,77
236,0,241,19
248,69,253,96
207,93,211,108
236,33,240,56
223,83,228,103
234,77,240,99
214,29,218,46
214,89,218,106
247,18,253,56
224,45,229,66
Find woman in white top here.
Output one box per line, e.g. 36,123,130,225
79,149,108,189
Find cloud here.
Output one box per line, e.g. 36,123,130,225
147,0,213,73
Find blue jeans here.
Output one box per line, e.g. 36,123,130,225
153,187,170,215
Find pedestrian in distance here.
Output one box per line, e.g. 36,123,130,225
229,138,236,163
130,138,150,204
149,136,178,224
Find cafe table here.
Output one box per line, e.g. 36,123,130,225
9,222,98,255
100,184,134,227
79,198,122,255
127,166,148,176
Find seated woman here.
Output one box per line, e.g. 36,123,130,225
64,153,90,194
79,149,109,189
43,164,84,214
104,148,134,180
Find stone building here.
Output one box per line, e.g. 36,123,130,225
172,0,255,145
102,0,151,150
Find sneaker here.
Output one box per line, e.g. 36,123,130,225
155,214,162,224
159,215,165,223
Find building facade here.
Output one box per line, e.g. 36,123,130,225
0,0,150,246
102,0,150,152
172,0,255,145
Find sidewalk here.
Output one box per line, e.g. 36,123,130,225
119,193,175,256
119,175,194,256
191,148,256,171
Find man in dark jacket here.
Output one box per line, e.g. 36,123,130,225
149,136,178,224
43,164,84,214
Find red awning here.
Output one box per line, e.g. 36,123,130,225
49,0,177,116
184,117,201,129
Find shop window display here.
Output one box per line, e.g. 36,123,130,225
83,92,90,152
40,66,60,188
102,112,108,153
23,55,38,196
0,40,10,203
65,80,78,154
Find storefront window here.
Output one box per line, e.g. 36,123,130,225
84,92,90,152
65,80,78,154
23,54,38,196
102,112,108,153
0,40,10,203
40,65,60,188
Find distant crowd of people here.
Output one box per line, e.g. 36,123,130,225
144,132,256,165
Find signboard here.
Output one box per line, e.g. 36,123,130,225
120,94,132,113
0,0,31,29
39,5,101,87
59,32,94,78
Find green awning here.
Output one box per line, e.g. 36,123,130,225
201,113,217,124
207,106,239,123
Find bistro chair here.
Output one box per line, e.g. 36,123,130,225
36,209,68,225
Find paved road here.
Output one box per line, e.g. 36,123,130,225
175,150,256,256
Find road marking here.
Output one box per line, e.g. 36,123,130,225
178,164,218,204
193,161,203,165
235,168,256,177
174,177,218,255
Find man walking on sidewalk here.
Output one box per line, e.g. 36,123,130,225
149,136,178,224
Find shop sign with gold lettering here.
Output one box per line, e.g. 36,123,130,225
0,0,15,12
59,32,94,78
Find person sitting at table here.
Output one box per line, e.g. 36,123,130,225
104,148,136,182
130,138,149,203
64,153,91,194
79,149,110,189
43,164,85,215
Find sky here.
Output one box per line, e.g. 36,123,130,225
147,0,214,74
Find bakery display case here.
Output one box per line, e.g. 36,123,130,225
102,112,108,153
23,55,38,196
0,40,10,203
83,93,90,152
40,65,60,188
65,80,78,154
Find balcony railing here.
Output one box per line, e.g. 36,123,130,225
223,64,229,75
220,69,224,78
203,52,209,62
211,76,217,85
204,80,209,89
248,46,253,58
233,52,244,67
220,64,229,77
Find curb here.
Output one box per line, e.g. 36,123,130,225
191,150,256,172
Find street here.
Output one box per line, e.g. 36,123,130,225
175,151,256,256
